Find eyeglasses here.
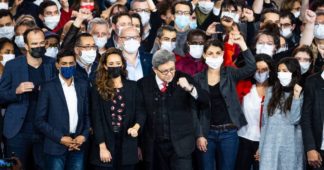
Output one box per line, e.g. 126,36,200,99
175,11,191,16
78,45,98,50
133,8,150,13
157,67,175,75
120,36,141,41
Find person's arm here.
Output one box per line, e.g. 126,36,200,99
300,0,309,21
146,0,157,12
90,86,106,145
34,84,64,143
252,0,264,14
10,0,23,16
288,84,303,125
81,85,90,139
299,9,316,46
0,63,21,104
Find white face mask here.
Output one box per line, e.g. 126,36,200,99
277,72,292,86
1,54,15,66
213,7,220,16
276,46,288,54
205,56,223,69
256,43,275,57
161,41,176,52
221,11,239,23
198,1,214,14
299,61,311,74
123,39,140,54
15,35,25,49
0,26,14,39
138,11,150,25
45,47,59,58
44,15,60,30
0,2,9,10
189,45,204,59
280,27,293,38
293,11,300,18
314,24,324,40
254,71,269,84
33,0,43,6
93,36,108,49
79,49,97,65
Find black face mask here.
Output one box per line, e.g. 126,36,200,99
29,47,46,58
108,66,122,78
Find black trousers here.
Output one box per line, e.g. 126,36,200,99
235,137,259,170
149,139,192,170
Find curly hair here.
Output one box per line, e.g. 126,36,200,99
95,48,127,101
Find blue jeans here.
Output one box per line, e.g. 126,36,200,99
201,129,239,170
45,150,84,170
6,132,44,170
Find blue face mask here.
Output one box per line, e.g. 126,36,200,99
60,66,76,79
175,15,190,30
190,20,197,29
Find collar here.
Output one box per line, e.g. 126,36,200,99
155,74,167,87
59,74,74,87
125,52,140,67
142,24,151,40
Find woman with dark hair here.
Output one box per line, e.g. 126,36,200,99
236,54,275,170
0,38,15,77
194,31,256,170
292,45,314,87
90,48,141,170
259,57,304,170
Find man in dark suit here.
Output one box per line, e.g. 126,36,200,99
137,49,209,170
118,26,153,81
34,49,90,170
0,28,57,170
301,72,324,170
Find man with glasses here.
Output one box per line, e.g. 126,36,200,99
150,25,177,54
0,28,57,170
118,26,152,81
108,12,133,48
73,32,99,85
279,11,299,49
136,49,209,170
171,1,194,56
87,17,110,55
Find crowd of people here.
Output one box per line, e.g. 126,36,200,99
0,0,323,170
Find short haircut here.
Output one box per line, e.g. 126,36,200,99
221,0,238,11
256,23,280,49
74,32,93,47
0,9,13,21
15,14,37,26
56,48,76,63
203,39,224,53
39,1,58,16
87,17,109,32
130,13,143,37
0,37,13,51
130,0,147,10
156,25,176,39
171,1,193,15
111,12,131,25
187,29,207,42
260,8,280,23
152,49,176,68
15,19,37,33
23,27,45,44
279,10,296,24
310,0,324,12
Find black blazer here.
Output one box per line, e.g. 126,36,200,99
194,49,256,137
34,77,90,155
136,71,209,162
90,79,141,166
301,72,324,152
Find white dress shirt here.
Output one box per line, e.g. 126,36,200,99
126,53,144,81
59,75,78,134
238,85,262,142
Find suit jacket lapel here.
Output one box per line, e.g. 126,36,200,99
54,78,69,112
21,57,29,82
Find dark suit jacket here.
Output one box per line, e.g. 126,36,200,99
34,77,90,155
194,49,256,137
137,71,209,162
139,51,153,77
0,56,57,139
75,61,99,85
90,79,141,166
301,72,324,152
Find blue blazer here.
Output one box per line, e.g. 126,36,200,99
0,56,57,138
34,77,90,155
139,51,153,77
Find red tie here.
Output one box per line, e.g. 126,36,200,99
161,82,167,93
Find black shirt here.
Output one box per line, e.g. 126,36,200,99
22,64,45,132
209,83,232,126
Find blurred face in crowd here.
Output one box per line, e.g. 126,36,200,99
260,12,280,28
104,53,124,69
256,61,269,74
74,36,96,58
90,23,110,39
132,1,151,25
118,27,141,53
159,29,176,45
131,17,141,34
280,16,295,37
24,31,46,56
153,60,176,83
291,1,301,15
220,5,237,28
45,37,59,49
113,15,132,36
56,55,76,75
316,39,324,57
15,25,29,37
256,34,276,51
0,14,14,28
173,4,191,30
160,9,173,25
203,45,224,69
0,42,14,65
